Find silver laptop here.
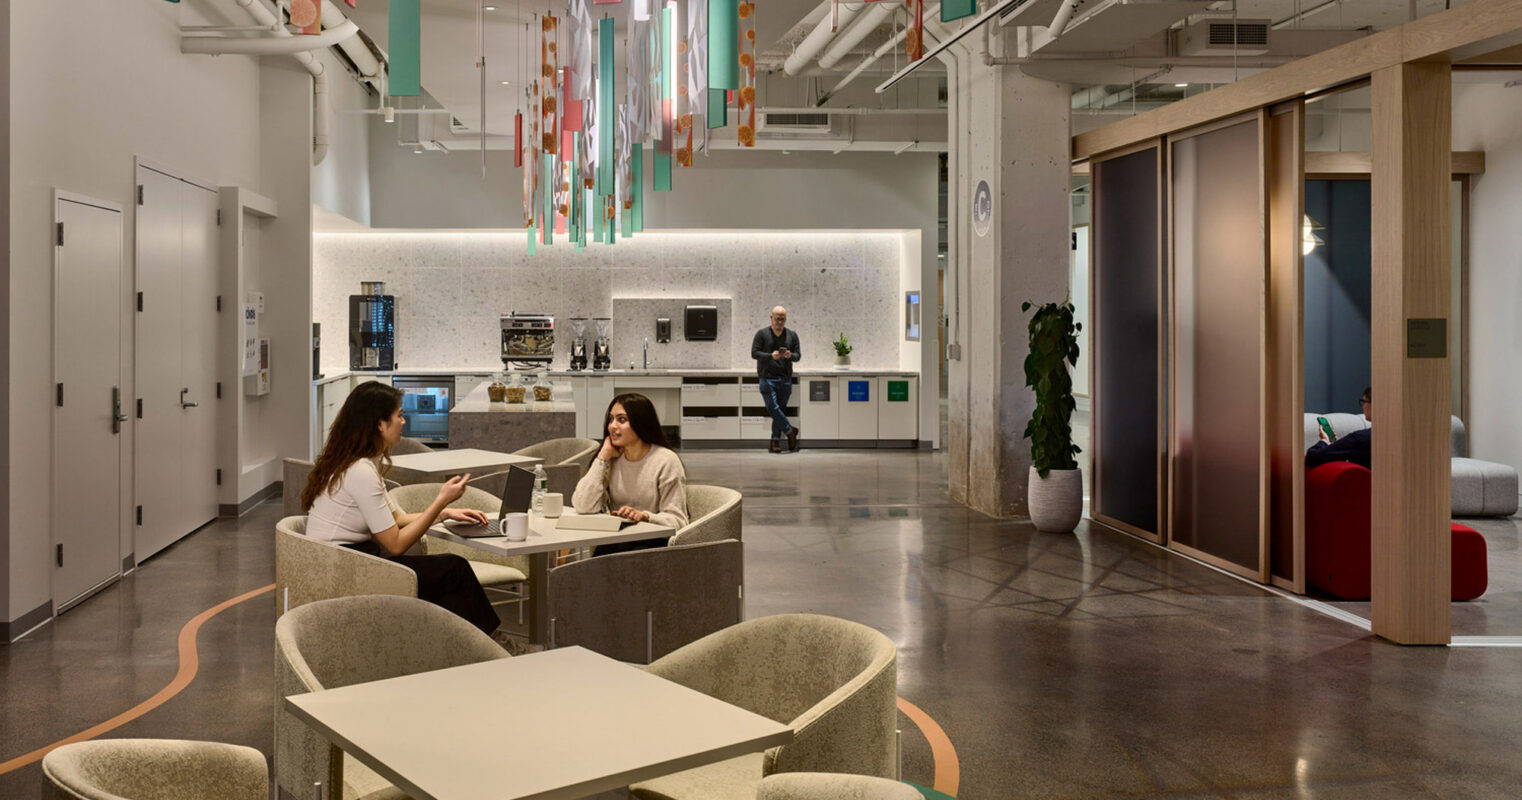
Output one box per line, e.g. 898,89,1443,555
442,466,535,538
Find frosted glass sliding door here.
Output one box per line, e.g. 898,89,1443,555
1091,145,1164,540
1169,117,1267,577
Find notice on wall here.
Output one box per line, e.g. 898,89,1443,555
848,380,870,402
887,380,909,402
809,380,830,402
973,180,992,238
242,304,259,377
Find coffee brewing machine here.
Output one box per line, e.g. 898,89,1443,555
500,312,555,368
568,317,589,371
349,281,396,371
592,317,613,371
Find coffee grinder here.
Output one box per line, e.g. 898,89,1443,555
592,317,612,371
569,317,589,371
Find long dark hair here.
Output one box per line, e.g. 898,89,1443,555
602,393,671,452
302,381,403,511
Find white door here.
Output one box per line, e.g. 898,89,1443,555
53,195,125,608
134,166,220,562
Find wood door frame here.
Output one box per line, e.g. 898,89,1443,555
51,189,126,614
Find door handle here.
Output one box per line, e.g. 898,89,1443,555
112,386,128,433
180,388,199,409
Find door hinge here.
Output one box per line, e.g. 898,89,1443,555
216,208,222,226
56,544,63,568
216,468,222,486
136,506,143,526
216,295,222,312
136,292,143,312
137,185,144,206
216,382,222,399
56,383,63,407
55,222,64,247
135,398,143,418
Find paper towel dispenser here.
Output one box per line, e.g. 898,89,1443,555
684,305,718,341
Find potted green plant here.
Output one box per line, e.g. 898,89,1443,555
1021,299,1083,533
832,333,853,368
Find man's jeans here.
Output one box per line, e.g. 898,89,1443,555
759,377,793,439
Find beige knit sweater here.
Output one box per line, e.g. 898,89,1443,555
571,445,689,530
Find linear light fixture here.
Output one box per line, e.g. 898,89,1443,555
875,0,1027,94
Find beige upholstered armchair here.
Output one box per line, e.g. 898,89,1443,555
391,436,434,455
630,614,898,800
282,458,314,518
545,484,744,663
513,436,599,497
388,483,529,595
274,516,416,618
274,595,508,800
756,773,922,800
42,739,268,800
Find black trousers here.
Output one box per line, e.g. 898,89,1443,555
345,540,499,635
591,537,668,557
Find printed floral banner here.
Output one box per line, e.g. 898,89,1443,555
541,15,560,155
655,4,674,191
680,0,708,164
907,0,924,61
290,0,321,34
737,2,755,147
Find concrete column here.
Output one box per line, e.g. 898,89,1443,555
946,53,1072,516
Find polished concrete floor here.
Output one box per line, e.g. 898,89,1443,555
7,449,1522,798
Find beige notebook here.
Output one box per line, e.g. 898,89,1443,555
554,512,630,532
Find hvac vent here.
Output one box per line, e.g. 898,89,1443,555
758,111,832,134
1179,18,1271,56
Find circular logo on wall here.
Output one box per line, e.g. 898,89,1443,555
972,180,992,237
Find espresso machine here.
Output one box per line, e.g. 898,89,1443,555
349,281,396,370
568,317,589,371
592,317,612,371
500,312,556,368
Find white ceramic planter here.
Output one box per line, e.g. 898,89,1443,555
834,354,852,367
1028,466,1083,533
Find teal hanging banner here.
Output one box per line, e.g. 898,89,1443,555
389,0,422,96
654,6,674,192
527,223,537,255
941,0,976,22
709,0,738,90
597,18,616,196
707,88,727,129
542,154,555,245
632,144,645,232
593,190,605,243
570,133,583,243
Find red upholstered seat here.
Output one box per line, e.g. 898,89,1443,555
1305,461,1487,601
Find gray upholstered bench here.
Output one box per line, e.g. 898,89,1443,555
1303,413,1518,518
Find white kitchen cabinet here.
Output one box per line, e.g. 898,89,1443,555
876,376,918,440
682,415,742,440
454,374,491,406
799,377,839,439
318,379,351,451
584,376,615,439
837,377,879,441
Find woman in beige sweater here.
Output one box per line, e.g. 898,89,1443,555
572,393,688,555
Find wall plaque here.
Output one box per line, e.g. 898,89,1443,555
1406,318,1447,359
887,380,909,402
809,380,830,402
847,380,870,402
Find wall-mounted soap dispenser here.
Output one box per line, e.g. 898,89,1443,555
656,317,672,343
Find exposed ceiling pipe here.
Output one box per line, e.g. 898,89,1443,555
181,19,359,54
322,0,382,82
818,2,941,104
1047,0,1085,39
784,2,867,76
818,2,897,70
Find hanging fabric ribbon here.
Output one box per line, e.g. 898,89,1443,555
628,17,652,145
291,0,321,34
541,15,560,156
907,0,924,62
655,2,674,190
684,0,708,161
737,2,756,147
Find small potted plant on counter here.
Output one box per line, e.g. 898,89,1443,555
1021,299,1083,533
832,333,853,368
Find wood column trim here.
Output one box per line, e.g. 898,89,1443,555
1370,60,1453,645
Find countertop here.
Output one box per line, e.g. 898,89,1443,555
317,366,920,387
451,381,576,414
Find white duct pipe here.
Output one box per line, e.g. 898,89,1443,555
818,3,940,104
322,0,381,81
181,19,359,54
818,2,896,70
783,2,866,76
1047,0,1083,39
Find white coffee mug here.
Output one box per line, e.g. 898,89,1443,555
504,512,529,541
541,492,564,518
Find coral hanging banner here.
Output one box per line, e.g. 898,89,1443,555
906,0,924,62
541,15,560,156
737,2,756,147
388,0,421,95
514,112,523,167
290,0,321,34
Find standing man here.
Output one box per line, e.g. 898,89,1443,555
752,306,801,453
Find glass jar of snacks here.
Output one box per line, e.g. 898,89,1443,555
503,373,527,404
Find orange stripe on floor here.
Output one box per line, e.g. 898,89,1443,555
898,696,960,797
0,583,275,776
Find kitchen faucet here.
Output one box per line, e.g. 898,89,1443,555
643,337,649,370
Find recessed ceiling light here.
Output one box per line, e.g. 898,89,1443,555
499,80,512,85
484,5,498,10
1175,82,1188,87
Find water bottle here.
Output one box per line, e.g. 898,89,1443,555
532,464,548,515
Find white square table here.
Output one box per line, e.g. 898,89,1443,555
284,646,793,800
389,448,543,484
430,514,675,644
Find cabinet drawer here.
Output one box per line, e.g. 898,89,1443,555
740,413,796,440
680,381,741,406
681,416,741,439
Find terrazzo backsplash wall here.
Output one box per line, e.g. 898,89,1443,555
313,231,911,374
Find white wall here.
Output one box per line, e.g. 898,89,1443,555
312,49,372,226
7,0,265,629
1453,82,1522,504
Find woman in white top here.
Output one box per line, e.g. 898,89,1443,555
302,381,499,634
572,393,688,556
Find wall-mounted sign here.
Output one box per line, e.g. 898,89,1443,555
972,179,992,237
1407,318,1448,358
848,380,870,402
809,380,831,402
887,380,909,402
